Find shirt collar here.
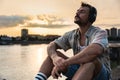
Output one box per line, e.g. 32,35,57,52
75,26,94,38
85,26,94,38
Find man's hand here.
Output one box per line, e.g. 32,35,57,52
52,55,68,71
51,66,62,79
51,51,69,79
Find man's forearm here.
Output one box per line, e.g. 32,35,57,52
47,42,57,59
65,43,103,65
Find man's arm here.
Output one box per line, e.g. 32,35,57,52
65,29,108,66
47,41,60,60
47,41,68,65
65,43,103,65
47,41,69,79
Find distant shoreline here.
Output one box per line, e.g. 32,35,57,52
0,40,51,45
0,40,120,45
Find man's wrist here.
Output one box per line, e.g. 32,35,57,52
65,59,70,67
51,52,58,60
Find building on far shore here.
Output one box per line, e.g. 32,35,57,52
21,29,28,40
118,29,120,37
105,27,120,38
110,27,117,38
106,29,110,37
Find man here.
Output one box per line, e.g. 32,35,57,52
35,2,111,80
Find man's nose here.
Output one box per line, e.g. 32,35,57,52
75,13,80,17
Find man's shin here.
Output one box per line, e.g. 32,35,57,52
35,56,54,80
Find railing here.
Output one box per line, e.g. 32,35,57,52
109,43,120,65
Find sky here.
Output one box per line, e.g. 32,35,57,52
0,0,120,36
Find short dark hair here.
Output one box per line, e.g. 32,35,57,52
81,2,97,23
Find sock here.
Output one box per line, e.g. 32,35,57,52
35,72,47,80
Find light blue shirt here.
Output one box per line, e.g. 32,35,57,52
54,26,111,75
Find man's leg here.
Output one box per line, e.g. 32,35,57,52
35,51,68,80
72,59,102,80
39,56,54,78
35,56,54,80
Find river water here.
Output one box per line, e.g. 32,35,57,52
0,44,72,80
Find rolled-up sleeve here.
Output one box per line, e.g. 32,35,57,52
54,32,71,51
91,30,108,51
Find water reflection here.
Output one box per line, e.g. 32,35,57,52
0,44,73,80
0,44,48,80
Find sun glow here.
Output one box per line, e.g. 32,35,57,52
28,16,48,25
37,45,47,64
0,0,120,37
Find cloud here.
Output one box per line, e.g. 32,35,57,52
37,14,70,24
23,23,70,28
0,14,72,28
95,24,120,27
0,15,31,27
22,14,71,28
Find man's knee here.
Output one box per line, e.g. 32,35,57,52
93,59,102,67
81,62,95,71
81,59,102,75
72,63,95,80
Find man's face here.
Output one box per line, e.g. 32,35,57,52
74,6,90,26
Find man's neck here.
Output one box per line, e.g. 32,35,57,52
79,23,91,35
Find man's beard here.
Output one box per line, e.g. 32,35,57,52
74,15,88,27
74,20,88,27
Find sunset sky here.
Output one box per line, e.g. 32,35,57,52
0,0,120,36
